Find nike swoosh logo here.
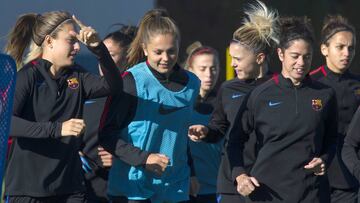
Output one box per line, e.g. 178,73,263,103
85,100,96,105
232,94,244,99
159,103,188,115
268,101,282,107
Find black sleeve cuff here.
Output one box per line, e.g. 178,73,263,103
52,122,63,138
232,167,246,183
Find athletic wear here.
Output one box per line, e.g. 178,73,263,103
100,62,200,202
189,92,221,197
203,77,269,197
6,43,121,197
99,62,192,167
5,192,86,203
188,194,217,203
0,54,16,185
311,65,360,189
228,73,338,202
343,107,360,182
82,97,109,202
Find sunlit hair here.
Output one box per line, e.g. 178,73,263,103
126,8,180,68
184,41,219,72
232,0,279,55
5,11,73,68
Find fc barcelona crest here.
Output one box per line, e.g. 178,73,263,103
67,77,79,89
312,99,322,111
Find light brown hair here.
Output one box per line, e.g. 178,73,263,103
5,11,72,68
126,8,180,68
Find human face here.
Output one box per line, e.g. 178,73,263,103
278,39,313,85
229,42,259,80
189,54,218,94
142,33,178,74
104,38,126,69
321,31,355,74
47,23,80,69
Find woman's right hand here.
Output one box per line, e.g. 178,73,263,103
145,153,169,176
61,118,86,137
72,15,101,47
188,125,208,142
236,174,260,197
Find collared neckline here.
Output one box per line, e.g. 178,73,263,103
323,65,349,82
145,60,181,83
278,73,312,88
32,58,72,80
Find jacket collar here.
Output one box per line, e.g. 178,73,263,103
31,58,72,95
323,65,350,82
277,72,312,88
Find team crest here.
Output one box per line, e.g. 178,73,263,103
312,99,322,111
67,77,79,89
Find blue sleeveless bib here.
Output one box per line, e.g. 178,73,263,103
108,62,200,202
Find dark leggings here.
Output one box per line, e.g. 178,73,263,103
218,193,245,203
110,196,190,203
5,193,86,203
188,194,218,203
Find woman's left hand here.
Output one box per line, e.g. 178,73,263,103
98,147,113,167
72,15,100,47
304,157,325,176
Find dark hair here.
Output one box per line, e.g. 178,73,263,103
127,8,180,68
278,16,315,50
104,24,137,48
5,11,72,67
321,15,356,45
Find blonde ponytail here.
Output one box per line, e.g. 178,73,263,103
233,0,279,54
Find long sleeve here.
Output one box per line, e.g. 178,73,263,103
320,91,338,165
342,106,360,181
11,67,61,139
82,42,122,99
11,116,62,138
98,73,149,167
226,94,254,182
204,87,229,143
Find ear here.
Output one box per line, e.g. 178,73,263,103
43,35,53,49
256,53,266,65
320,44,328,57
277,48,284,62
142,43,148,56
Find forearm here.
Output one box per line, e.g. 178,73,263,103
227,132,248,182
98,131,149,167
202,125,225,143
342,142,360,181
88,42,122,94
11,116,62,138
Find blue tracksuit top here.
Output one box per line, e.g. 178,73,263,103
108,62,200,202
